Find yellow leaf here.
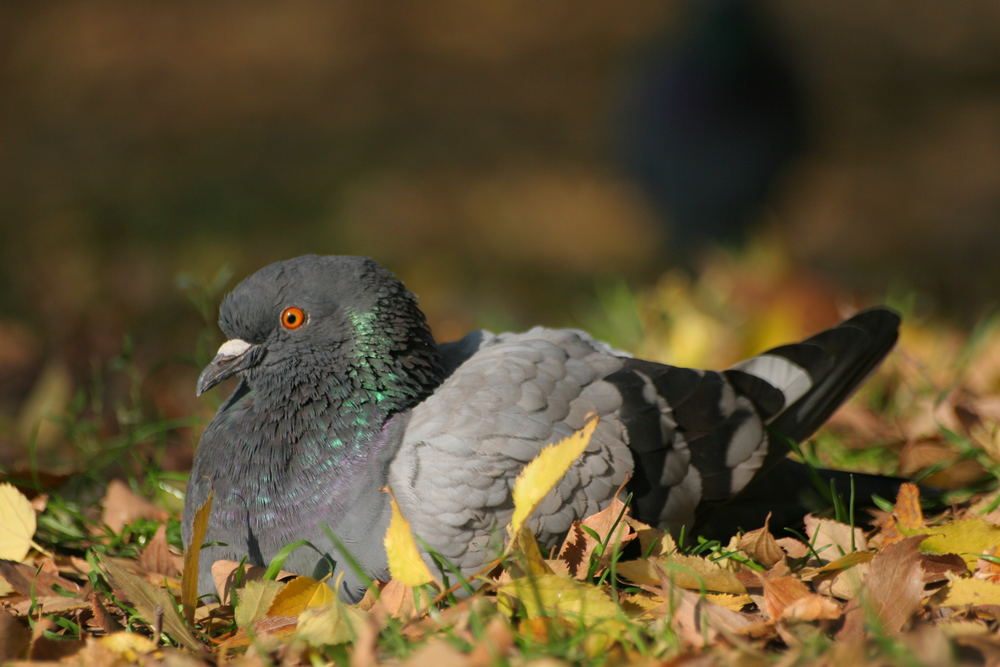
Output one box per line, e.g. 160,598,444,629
617,555,747,594
384,495,436,587
0,483,36,561
268,576,335,617
508,417,598,540
0,576,12,597
921,519,1000,568
296,600,367,646
497,573,620,622
507,527,554,578
942,574,1000,607
705,593,753,611
181,489,212,625
235,578,284,629
99,632,158,659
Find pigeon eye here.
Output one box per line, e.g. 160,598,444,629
281,307,306,330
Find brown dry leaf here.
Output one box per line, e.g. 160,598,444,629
816,562,869,600
100,480,168,533
920,553,968,584
617,555,746,594
802,515,866,560
374,579,420,622
0,608,30,661
138,523,182,577
669,589,757,649
894,483,925,531
760,575,810,621
101,556,203,653
467,615,514,666
780,593,841,622
403,638,470,667
899,437,986,490
0,559,81,597
977,545,1000,582
557,495,635,578
861,535,925,635
737,513,785,568
775,537,809,559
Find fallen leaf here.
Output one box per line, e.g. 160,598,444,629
295,599,367,647
101,556,203,653
100,480,168,533
267,576,334,617
775,537,810,559
138,524,182,578
0,483,37,561
705,592,753,611
467,614,514,666
508,417,597,540
0,559,81,597
402,638,470,667
894,483,925,531
235,578,284,629
760,575,810,621
384,494,437,587
780,593,841,622
862,535,925,635
181,489,212,624
942,574,1000,607
738,513,785,568
617,554,747,594
921,518,1000,568
803,515,867,560
210,560,284,604
0,608,30,661
497,573,619,622
98,632,158,660
557,495,635,579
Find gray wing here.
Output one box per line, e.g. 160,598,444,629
390,328,635,576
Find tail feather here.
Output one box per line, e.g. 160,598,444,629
725,307,900,446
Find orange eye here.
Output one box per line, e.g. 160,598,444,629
281,306,306,329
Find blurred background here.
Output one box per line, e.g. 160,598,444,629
2,1,999,483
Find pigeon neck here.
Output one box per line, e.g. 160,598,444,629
330,305,443,435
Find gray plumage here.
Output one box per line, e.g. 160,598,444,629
183,255,899,601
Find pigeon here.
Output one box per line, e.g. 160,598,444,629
183,255,899,602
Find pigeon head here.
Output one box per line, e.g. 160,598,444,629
197,255,444,407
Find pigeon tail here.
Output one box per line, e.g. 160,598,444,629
725,307,900,457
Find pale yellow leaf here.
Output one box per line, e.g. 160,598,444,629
296,600,367,646
921,518,1000,568
268,576,335,618
0,576,12,597
508,417,598,540
384,495,436,587
0,483,36,561
941,574,1000,607
235,579,284,629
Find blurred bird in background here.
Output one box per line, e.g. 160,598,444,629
618,0,807,260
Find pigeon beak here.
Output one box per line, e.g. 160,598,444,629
196,338,262,396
